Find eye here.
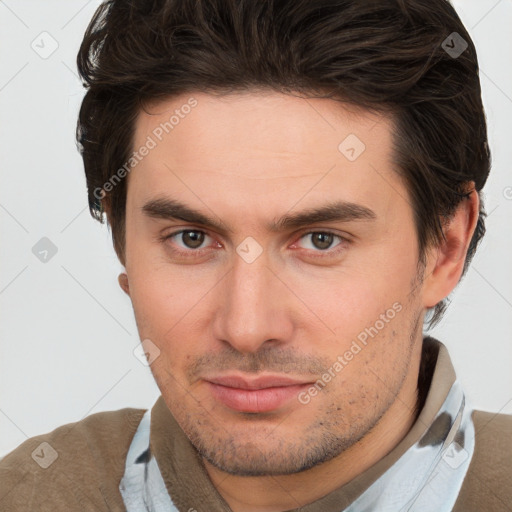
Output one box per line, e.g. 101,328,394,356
163,229,214,252
295,231,347,254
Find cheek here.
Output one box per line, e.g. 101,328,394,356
309,267,412,342
126,238,198,323
127,263,218,373
307,240,418,338
313,307,417,424
301,271,419,390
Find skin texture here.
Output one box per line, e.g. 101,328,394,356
117,91,479,511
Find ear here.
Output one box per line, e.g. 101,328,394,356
118,272,130,296
422,185,480,309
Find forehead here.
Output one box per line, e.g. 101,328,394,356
133,91,392,168
127,91,407,228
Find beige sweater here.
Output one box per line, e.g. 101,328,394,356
1,340,511,511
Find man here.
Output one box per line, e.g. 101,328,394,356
1,0,511,510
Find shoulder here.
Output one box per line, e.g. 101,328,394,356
454,410,512,511
0,406,146,511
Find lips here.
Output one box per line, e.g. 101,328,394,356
205,374,312,413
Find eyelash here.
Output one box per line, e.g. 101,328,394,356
158,229,349,259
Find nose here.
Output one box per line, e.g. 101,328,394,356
211,249,295,354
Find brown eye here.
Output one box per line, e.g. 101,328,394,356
180,230,205,249
298,232,342,251
310,233,335,250
162,229,212,252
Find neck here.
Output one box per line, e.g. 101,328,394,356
204,343,424,512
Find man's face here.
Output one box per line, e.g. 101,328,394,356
123,91,427,476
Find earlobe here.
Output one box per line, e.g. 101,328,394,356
422,186,480,308
118,272,130,296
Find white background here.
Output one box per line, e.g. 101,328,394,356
1,0,511,457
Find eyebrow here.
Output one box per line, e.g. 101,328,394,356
141,197,376,234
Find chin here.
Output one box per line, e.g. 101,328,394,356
183,413,369,477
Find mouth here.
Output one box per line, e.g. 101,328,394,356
204,374,313,413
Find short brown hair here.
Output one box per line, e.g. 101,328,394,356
76,0,491,327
